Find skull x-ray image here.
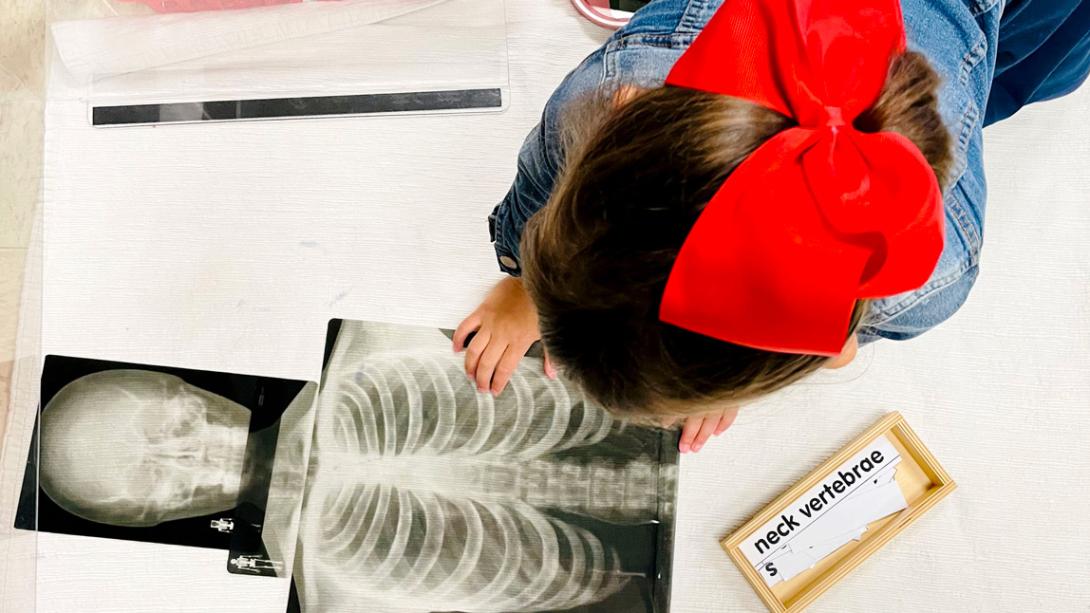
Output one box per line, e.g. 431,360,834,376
287,320,678,613
15,355,315,568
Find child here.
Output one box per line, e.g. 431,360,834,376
454,0,1090,452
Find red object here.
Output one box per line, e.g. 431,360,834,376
659,0,944,356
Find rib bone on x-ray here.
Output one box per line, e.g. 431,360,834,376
294,321,675,612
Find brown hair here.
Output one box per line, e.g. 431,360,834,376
520,51,953,418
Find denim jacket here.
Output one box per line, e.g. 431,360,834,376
489,0,1086,342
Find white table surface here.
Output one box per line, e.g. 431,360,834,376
2,0,1089,610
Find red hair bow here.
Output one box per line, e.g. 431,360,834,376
659,0,944,355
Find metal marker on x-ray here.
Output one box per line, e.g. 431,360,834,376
211,518,235,533
230,555,283,574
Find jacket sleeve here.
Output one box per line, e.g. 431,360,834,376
487,47,609,276
488,114,561,276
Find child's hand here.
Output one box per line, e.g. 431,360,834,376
454,277,557,395
678,407,738,453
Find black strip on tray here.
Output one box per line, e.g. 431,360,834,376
92,88,503,126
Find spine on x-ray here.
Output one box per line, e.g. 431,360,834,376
316,451,669,523
521,457,673,522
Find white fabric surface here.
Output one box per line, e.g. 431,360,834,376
2,0,1089,610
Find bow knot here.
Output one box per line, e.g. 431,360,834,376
818,105,848,129
659,0,945,356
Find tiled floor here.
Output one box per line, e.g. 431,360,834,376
1,0,151,448
0,0,45,447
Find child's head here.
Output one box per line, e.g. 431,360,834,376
521,52,953,421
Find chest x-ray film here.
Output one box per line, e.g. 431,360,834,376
14,356,318,578
287,319,679,613
48,0,510,125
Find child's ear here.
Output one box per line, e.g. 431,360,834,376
824,335,859,369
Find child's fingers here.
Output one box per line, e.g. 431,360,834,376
475,341,507,392
678,417,703,453
463,329,491,378
690,415,719,452
452,314,482,352
714,407,739,435
543,349,557,379
490,343,529,396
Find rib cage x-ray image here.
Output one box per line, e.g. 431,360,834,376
288,320,678,613
15,355,314,562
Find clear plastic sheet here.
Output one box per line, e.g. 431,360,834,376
46,0,510,125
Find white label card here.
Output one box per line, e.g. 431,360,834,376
741,436,908,586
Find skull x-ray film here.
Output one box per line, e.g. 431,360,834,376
15,355,317,577
286,320,679,613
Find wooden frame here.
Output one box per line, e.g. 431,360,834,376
720,412,956,612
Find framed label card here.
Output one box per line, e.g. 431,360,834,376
721,412,956,613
